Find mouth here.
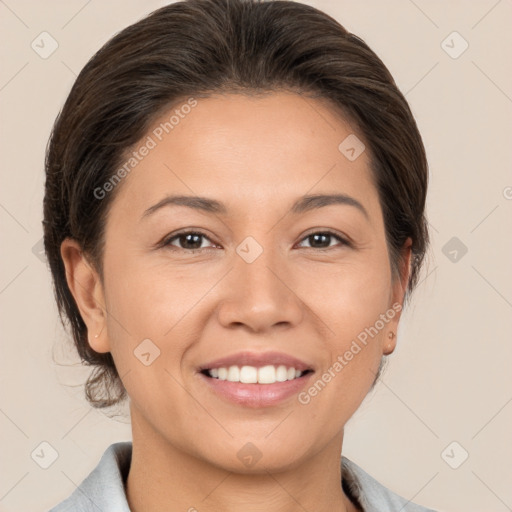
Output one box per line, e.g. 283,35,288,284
197,351,315,408
200,365,314,384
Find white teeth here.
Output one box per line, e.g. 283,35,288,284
227,365,240,382
275,365,288,382
240,366,258,383
206,365,306,384
258,365,276,384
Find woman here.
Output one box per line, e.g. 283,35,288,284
44,0,435,510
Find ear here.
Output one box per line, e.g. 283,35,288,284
60,237,110,353
384,237,413,355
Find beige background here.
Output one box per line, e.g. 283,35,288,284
1,1,511,511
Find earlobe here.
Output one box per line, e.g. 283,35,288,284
383,331,396,356
60,238,110,354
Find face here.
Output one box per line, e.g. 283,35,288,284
66,92,410,472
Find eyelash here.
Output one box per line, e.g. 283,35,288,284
160,229,351,253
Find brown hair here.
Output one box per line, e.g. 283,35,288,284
43,0,429,408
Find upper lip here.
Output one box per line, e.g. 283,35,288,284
199,351,314,372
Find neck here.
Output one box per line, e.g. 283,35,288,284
126,410,359,512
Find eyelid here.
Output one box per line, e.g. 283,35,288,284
158,229,218,250
295,229,351,249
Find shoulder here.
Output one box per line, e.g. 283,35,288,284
48,442,132,512
341,456,438,512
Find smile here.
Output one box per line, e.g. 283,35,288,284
202,365,311,384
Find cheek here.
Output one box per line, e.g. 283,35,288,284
308,255,393,341
100,252,214,392
99,265,193,426
303,258,392,407
99,255,167,371
102,249,199,339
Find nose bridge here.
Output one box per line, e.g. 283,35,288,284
216,234,303,331
238,235,283,298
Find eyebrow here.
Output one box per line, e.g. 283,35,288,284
142,193,369,220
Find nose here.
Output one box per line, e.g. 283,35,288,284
216,242,304,334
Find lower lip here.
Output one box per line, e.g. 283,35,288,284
199,372,314,408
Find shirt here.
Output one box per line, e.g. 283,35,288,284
48,442,437,512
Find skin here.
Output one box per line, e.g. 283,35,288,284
62,91,412,512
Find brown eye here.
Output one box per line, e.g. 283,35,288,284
163,231,215,251
297,231,349,250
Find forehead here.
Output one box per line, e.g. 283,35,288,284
108,92,378,220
